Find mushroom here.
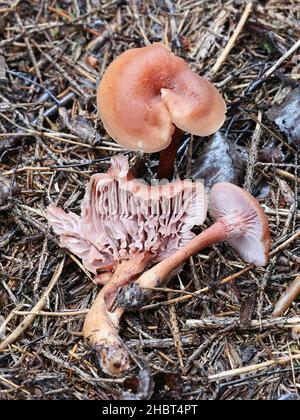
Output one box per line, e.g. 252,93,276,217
97,43,226,180
127,182,271,296
46,155,207,376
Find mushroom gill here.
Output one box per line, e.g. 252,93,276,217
46,155,207,376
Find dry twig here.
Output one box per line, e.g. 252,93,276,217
0,259,65,351
273,275,300,317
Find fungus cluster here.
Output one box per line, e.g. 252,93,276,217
127,182,271,298
46,43,271,377
47,155,207,375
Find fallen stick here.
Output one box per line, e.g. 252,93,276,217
0,259,65,351
208,353,300,382
273,275,300,317
186,316,300,330
276,169,300,185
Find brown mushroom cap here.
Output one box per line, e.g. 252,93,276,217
97,43,226,153
210,182,271,266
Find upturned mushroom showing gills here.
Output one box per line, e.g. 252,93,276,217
129,182,271,295
46,155,207,376
97,43,226,180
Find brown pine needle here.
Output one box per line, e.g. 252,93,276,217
273,275,300,317
210,2,253,76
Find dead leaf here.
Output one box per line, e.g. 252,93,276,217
153,371,183,400
240,345,257,364
278,393,299,401
121,367,154,400
0,16,5,37
277,178,295,205
257,143,284,163
239,294,256,325
0,175,20,210
59,108,101,145
267,88,300,148
0,55,6,82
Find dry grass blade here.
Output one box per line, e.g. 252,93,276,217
168,292,186,373
0,259,65,351
186,316,300,330
13,309,88,317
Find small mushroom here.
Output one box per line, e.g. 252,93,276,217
46,155,207,376
131,182,271,293
209,182,271,266
97,43,226,179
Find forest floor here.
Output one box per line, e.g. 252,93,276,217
0,0,299,400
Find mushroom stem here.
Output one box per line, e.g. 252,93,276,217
157,127,182,180
83,252,152,377
120,182,270,310
136,221,227,289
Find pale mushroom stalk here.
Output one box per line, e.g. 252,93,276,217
94,272,113,286
83,252,152,376
131,182,271,295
